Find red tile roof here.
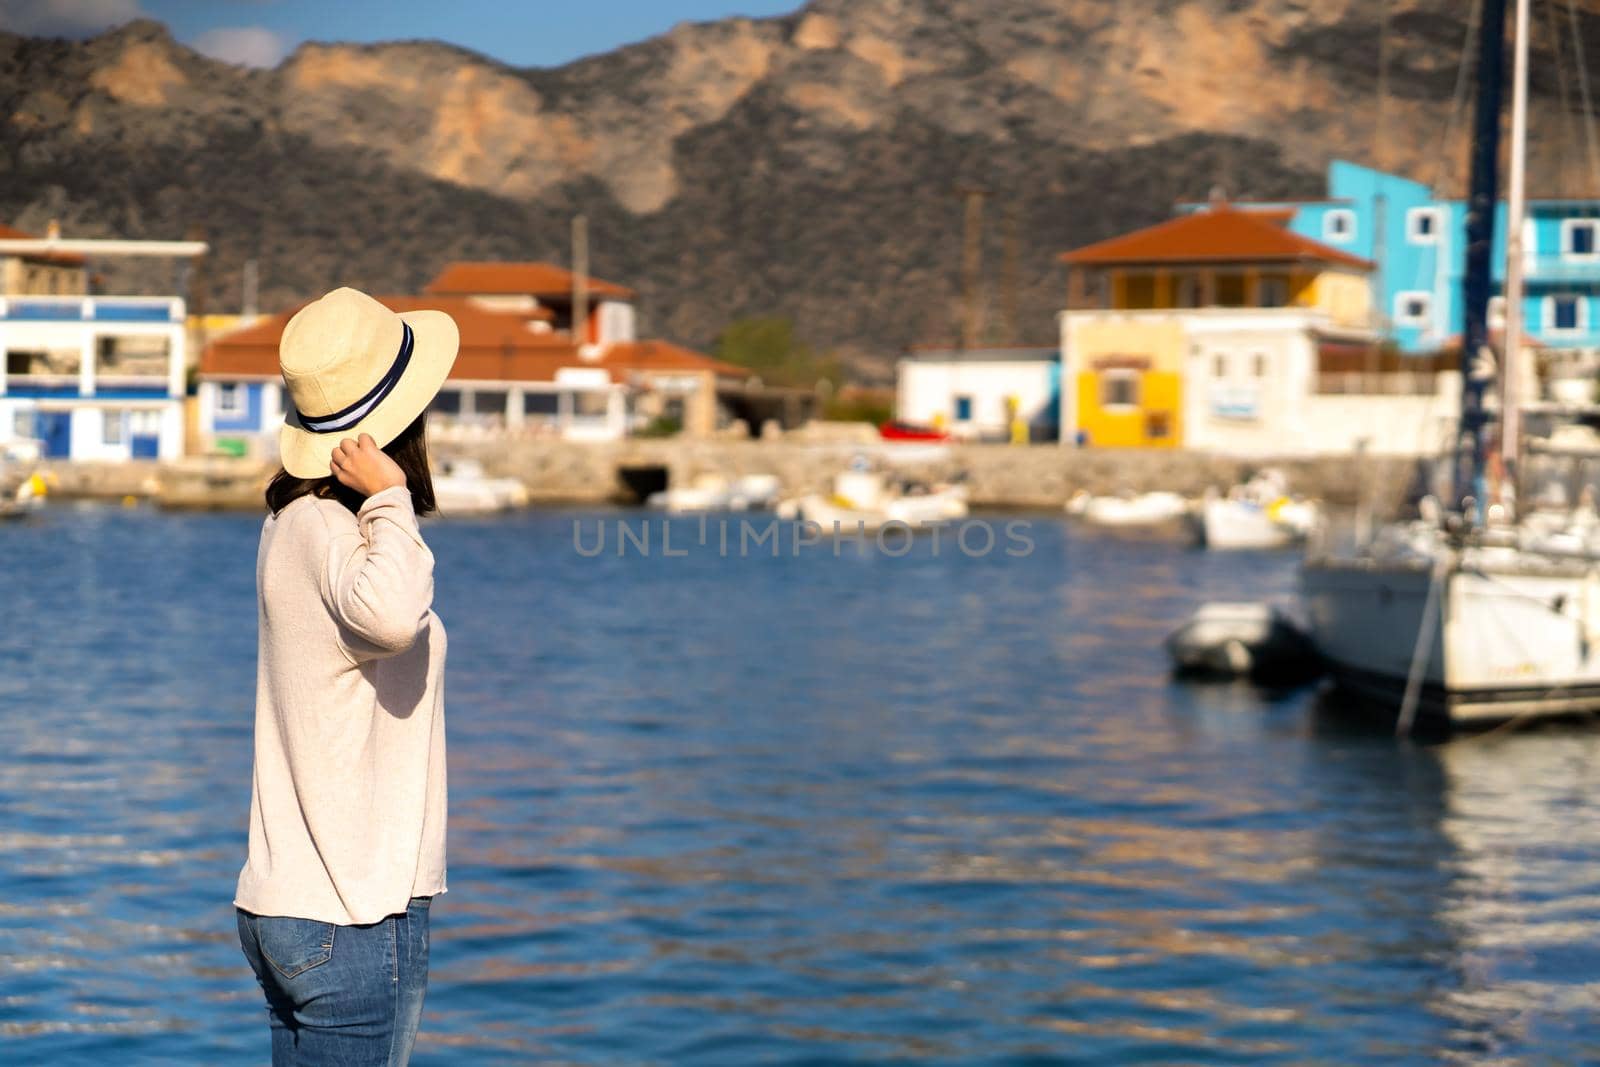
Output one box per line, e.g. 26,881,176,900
200,295,745,385
0,223,87,267
424,261,635,300
1060,206,1373,270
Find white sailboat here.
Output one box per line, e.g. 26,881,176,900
1301,0,1600,731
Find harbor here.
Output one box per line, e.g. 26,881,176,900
10,0,1600,1062
5,504,1600,1063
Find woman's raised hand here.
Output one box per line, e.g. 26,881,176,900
330,434,409,497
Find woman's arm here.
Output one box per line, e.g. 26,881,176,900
320,435,435,660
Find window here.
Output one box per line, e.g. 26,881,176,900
1076,269,1108,307
129,410,161,435
13,410,34,438
102,410,123,445
524,391,559,416
1394,291,1433,327
1176,275,1203,308
1563,219,1600,258
215,382,245,416
1252,353,1268,377
573,390,610,418
1123,274,1157,309
954,395,973,421
469,390,508,421
1546,294,1588,333
1215,273,1247,307
1407,207,1443,244
1213,353,1228,379
429,390,462,415
1324,209,1356,243
1100,371,1139,408
1257,275,1289,307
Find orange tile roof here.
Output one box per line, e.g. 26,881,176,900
1060,206,1373,270
424,261,635,300
0,223,87,266
200,295,743,385
600,340,750,380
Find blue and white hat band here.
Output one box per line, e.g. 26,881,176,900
292,322,415,435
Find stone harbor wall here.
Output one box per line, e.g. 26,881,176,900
435,438,1428,516
39,441,1428,517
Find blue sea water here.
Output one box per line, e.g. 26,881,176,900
2,504,1599,1065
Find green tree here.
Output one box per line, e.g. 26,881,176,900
713,316,841,389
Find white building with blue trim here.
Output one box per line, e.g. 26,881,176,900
0,233,187,461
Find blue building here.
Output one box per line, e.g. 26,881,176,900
1183,160,1600,356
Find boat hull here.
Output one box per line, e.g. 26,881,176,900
1197,499,1298,550
1302,556,1600,728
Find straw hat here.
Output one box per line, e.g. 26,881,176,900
277,287,459,479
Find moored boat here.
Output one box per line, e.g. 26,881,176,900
1166,601,1322,682
1067,490,1191,530
1195,470,1320,550
431,458,529,515
1301,0,1598,731
647,473,782,512
777,468,967,531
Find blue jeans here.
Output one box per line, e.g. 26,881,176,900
237,897,432,1066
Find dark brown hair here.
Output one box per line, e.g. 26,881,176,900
265,413,437,517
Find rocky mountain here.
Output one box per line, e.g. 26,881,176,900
3,0,1598,380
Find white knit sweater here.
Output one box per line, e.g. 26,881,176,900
235,485,448,925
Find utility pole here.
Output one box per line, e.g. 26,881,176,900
184,223,208,359
571,214,589,346
957,187,988,351
1003,200,1021,346
242,259,259,318
1375,0,1390,172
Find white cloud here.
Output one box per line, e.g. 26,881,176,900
191,24,287,68
0,0,145,36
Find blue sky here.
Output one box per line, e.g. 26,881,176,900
0,0,806,68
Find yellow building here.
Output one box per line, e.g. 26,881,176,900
1058,205,1375,448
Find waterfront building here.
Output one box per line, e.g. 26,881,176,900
1057,204,1455,455
1182,160,1600,359
895,346,1059,441
197,262,755,458
0,224,187,460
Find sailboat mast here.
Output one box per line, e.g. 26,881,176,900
1501,0,1532,490
1458,0,1509,520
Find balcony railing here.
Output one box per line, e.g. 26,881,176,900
1527,255,1600,283
0,296,184,323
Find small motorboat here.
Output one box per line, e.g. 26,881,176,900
1067,490,1191,529
0,472,46,521
1194,469,1320,550
1165,601,1323,683
432,458,529,515
878,420,950,442
777,468,968,532
647,473,782,512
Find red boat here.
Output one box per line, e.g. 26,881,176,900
878,420,949,442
